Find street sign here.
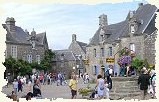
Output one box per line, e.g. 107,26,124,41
84,60,89,65
106,58,115,63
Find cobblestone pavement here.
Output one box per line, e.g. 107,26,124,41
1,78,156,100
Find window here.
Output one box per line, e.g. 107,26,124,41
94,49,97,57
130,43,135,52
130,25,135,33
27,54,32,63
94,66,97,75
109,47,113,56
36,55,40,64
31,41,35,49
100,35,104,42
101,48,104,57
11,45,17,58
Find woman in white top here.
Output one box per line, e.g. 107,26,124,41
95,74,104,99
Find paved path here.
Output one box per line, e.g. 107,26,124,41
2,78,95,99
2,78,155,100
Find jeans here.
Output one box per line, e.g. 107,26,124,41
120,67,125,76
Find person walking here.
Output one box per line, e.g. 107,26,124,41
18,79,23,92
95,74,105,99
12,79,18,95
105,65,113,90
138,68,150,100
69,75,77,99
149,69,156,98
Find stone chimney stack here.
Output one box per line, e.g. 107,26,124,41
99,14,108,27
138,3,143,8
72,34,76,42
5,17,16,32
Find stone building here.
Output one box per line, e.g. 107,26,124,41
2,17,49,80
52,50,78,78
52,34,87,78
68,34,87,73
86,3,158,78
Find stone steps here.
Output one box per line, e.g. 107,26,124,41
110,92,141,100
110,77,140,100
110,89,140,93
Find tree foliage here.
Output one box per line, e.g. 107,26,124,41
3,49,56,77
40,49,55,72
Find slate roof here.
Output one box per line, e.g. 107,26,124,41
3,24,46,46
89,4,158,46
76,41,87,53
53,50,79,61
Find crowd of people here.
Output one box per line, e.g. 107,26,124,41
138,67,156,99
7,66,156,100
9,71,68,100
30,72,67,86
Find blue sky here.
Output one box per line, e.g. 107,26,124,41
1,0,148,50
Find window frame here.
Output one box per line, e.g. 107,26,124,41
101,48,104,57
130,25,135,34
11,45,17,58
27,54,32,63
109,47,113,56
94,48,97,57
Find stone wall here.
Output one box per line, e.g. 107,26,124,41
6,43,45,62
110,77,141,99
69,42,86,59
144,30,157,65
120,35,144,59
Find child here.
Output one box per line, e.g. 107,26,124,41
103,80,109,99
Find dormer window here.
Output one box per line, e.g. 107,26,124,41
31,41,35,49
130,25,135,33
100,35,104,42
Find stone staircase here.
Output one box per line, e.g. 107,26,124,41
110,77,141,100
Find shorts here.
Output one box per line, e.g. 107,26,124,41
71,90,77,97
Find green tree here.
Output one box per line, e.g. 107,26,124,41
40,49,56,72
131,58,144,71
3,56,19,78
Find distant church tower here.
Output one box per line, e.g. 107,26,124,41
99,14,108,27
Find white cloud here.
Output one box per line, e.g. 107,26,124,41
1,1,147,50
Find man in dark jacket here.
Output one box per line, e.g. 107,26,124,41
138,68,150,100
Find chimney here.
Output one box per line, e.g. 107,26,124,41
99,14,108,27
25,29,29,35
72,34,76,42
139,3,143,8
5,17,16,32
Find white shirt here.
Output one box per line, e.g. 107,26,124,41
13,81,18,88
109,68,113,75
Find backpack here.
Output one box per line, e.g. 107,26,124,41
105,69,110,77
